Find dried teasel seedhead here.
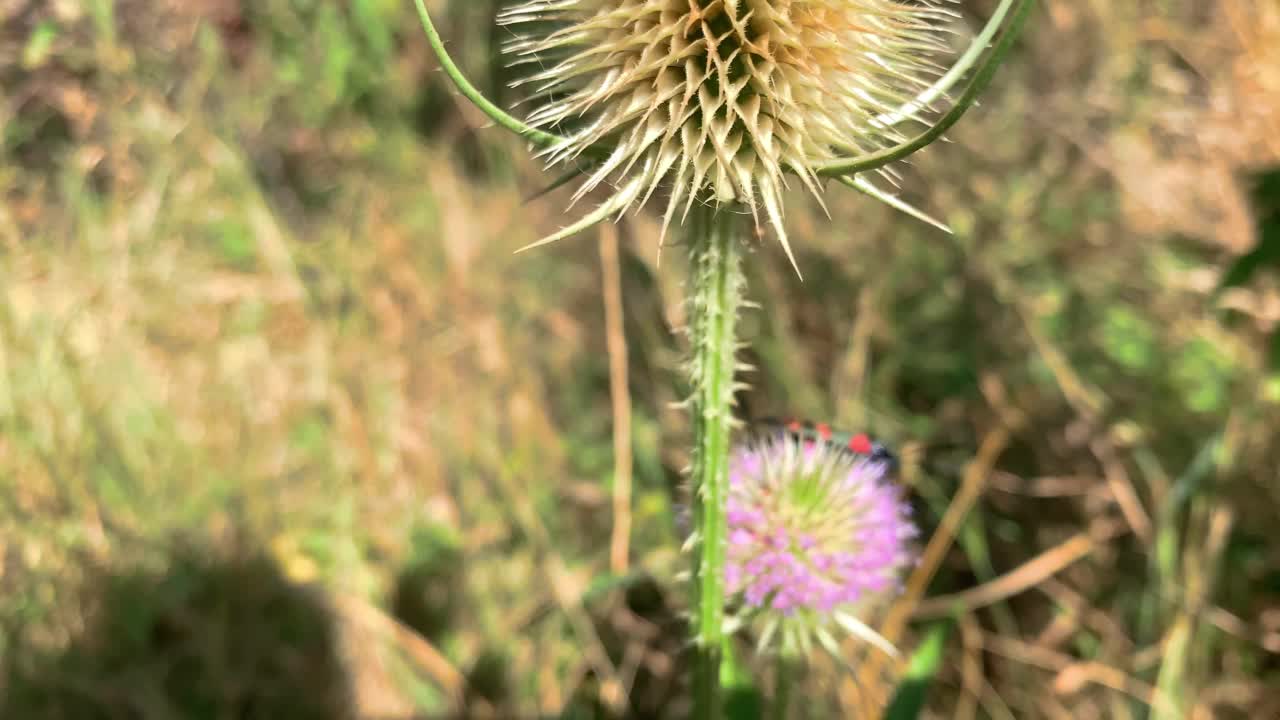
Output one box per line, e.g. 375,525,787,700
500,0,959,268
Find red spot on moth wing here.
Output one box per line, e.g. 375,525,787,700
786,420,803,432
848,433,873,455
815,423,832,440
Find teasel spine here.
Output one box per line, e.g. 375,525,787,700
684,203,746,718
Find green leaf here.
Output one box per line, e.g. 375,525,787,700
210,218,256,269
22,21,59,69
1100,306,1156,371
882,622,951,720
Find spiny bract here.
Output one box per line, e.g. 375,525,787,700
500,0,957,266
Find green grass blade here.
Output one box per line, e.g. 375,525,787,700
882,622,951,720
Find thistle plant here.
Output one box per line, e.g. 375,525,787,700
415,0,1032,714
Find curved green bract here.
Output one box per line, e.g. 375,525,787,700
837,175,951,233
815,0,1034,177
873,0,1015,128
417,0,1033,186
412,0,566,148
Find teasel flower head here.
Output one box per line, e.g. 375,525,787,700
498,0,965,269
722,431,917,659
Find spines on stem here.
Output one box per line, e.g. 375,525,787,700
685,204,747,718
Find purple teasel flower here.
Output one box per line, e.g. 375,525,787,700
722,432,918,659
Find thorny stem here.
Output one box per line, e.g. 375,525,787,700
688,205,744,719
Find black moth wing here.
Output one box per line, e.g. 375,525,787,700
751,417,897,469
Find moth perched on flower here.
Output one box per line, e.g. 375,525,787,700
498,0,962,270
723,421,917,658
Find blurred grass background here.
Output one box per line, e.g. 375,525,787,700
1,0,1279,718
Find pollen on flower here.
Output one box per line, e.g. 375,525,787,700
499,0,957,266
723,431,917,653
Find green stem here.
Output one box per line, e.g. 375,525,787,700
771,657,795,720
688,205,744,719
